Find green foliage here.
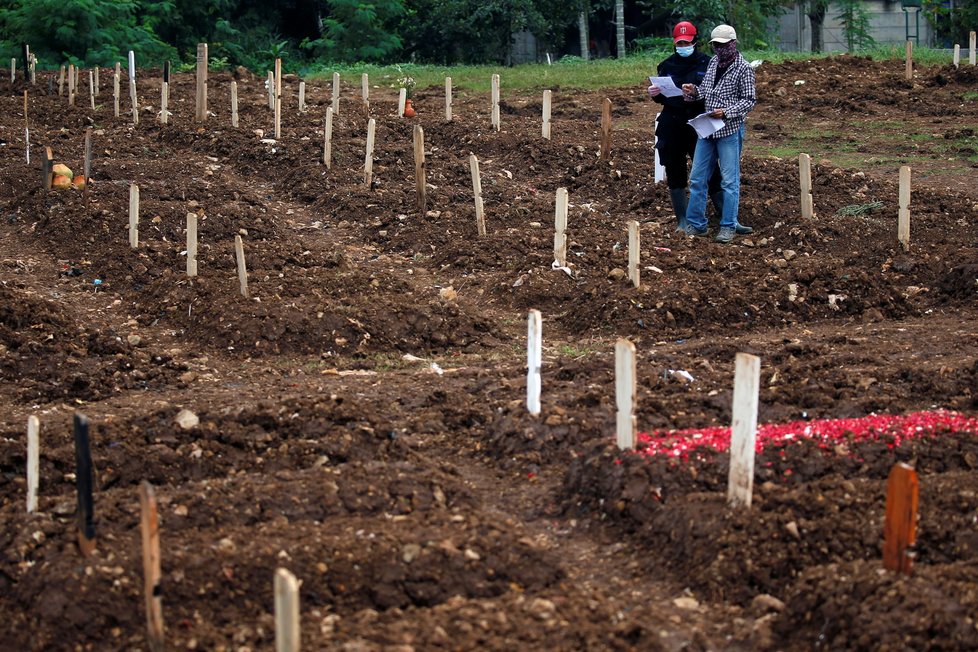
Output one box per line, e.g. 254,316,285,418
302,0,405,63
922,0,978,46
836,0,874,52
667,0,783,49
631,36,673,53
0,0,177,67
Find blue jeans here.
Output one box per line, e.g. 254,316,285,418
685,124,745,231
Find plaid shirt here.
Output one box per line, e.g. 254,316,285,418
687,52,756,139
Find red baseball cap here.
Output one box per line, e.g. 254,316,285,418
673,21,697,44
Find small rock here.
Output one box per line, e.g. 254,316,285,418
527,597,556,620
463,548,481,561
174,504,189,516
179,371,197,384
774,259,789,269
127,334,142,346
752,594,786,613
439,286,457,302
425,210,441,218
783,249,797,261
608,268,626,281
673,596,699,610
402,543,421,564
175,409,199,430
217,537,236,552
785,521,801,540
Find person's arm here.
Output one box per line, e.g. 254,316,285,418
721,64,756,119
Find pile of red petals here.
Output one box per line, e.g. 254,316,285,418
636,410,978,460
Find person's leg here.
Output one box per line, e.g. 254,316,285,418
660,143,689,230
685,137,717,233
708,163,723,221
716,124,745,230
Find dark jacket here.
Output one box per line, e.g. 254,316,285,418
652,49,710,144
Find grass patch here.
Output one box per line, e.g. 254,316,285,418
963,91,978,102
305,48,956,94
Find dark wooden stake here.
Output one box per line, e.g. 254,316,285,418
74,413,96,557
163,61,170,85
140,481,164,651
883,462,918,575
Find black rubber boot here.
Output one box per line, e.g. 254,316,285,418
670,187,688,232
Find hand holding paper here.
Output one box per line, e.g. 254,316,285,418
687,112,725,138
648,76,684,98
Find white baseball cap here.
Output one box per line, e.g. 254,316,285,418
710,25,737,43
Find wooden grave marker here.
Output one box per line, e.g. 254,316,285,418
469,154,485,236
74,413,96,556
600,98,612,161
905,40,913,81
187,213,198,277
883,462,918,575
413,125,426,213
94,66,99,96
11,57,15,83
298,81,306,112
160,81,169,125
445,76,453,122
323,108,333,169
527,310,542,416
23,91,29,164
68,63,75,105
363,118,376,187
361,72,369,106
274,568,300,652
332,72,340,115
129,184,139,248
140,481,164,651
113,73,120,117
58,65,65,96
799,153,813,219
274,58,282,139
627,220,640,288
971,31,977,66
83,128,92,207
898,165,911,251
130,77,139,125
554,188,568,267
542,90,552,140
88,70,95,109
615,338,637,450
491,74,500,131
27,415,39,514
728,353,761,509
235,235,249,298
397,87,407,118
231,81,239,127
954,44,960,68
267,71,274,110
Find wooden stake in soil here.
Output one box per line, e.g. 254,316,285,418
953,44,961,68
615,338,637,450
74,413,96,556
23,91,29,164
68,64,75,105
41,146,54,191
323,107,333,169
627,220,640,289
491,74,500,131
128,50,135,84
163,61,169,85
469,154,486,236
196,43,208,122
186,213,198,277
58,65,64,96
413,125,426,213
27,415,39,514
274,58,282,140
600,98,612,161
298,81,306,112
140,481,164,652
727,352,761,509
898,165,911,251
160,82,169,125
905,41,913,81
274,568,300,652
883,462,918,575
363,118,376,187
83,128,92,207
130,78,139,125
113,73,120,117
231,81,238,127
542,90,552,140
332,72,340,115
10,57,15,83
235,235,249,298
799,153,813,219
653,113,665,183
397,87,407,117
89,70,95,109
129,184,139,248
526,309,542,416
554,187,569,267
971,31,977,66
267,71,274,110
361,72,369,105
94,67,99,97
445,76,453,122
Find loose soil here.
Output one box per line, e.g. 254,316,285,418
1,56,976,651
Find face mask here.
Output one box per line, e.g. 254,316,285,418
676,45,695,57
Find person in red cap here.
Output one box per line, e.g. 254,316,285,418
647,21,722,232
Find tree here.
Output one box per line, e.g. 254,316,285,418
801,0,830,52
837,0,873,51
667,0,784,48
304,0,405,62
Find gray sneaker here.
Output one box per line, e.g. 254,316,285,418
685,224,709,237
715,226,736,243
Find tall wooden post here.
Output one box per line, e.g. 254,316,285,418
195,43,208,122
600,98,612,161
491,74,500,131
186,213,198,277
728,353,760,509
68,64,75,105
74,413,96,556
160,82,169,125
905,41,913,81
527,310,542,416
627,220,640,289
413,126,426,213
231,81,238,127
113,73,120,117
323,108,333,169
615,338,637,450
799,153,813,219
898,166,911,251
542,90,552,140
129,184,139,248
445,77,453,122
274,569,300,652
363,118,376,187
469,154,485,236
274,58,282,139
970,31,976,65
331,72,340,115
140,481,165,651
235,235,249,298
26,415,39,514
554,188,568,267
883,462,918,575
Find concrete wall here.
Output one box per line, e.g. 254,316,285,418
777,1,935,52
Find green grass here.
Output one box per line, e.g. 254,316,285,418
963,91,978,101
306,47,960,94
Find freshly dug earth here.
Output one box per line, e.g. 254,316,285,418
0,56,976,650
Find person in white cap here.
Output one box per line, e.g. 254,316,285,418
681,24,757,243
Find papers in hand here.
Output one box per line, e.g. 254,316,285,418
648,76,684,98
687,112,725,138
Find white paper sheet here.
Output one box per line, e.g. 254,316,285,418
648,76,684,98
687,112,725,138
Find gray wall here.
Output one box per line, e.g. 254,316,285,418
777,1,935,52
